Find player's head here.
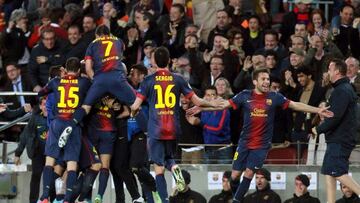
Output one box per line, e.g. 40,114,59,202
203,86,217,101
95,25,111,37
65,57,81,74
340,183,355,198
152,46,170,69
328,58,347,83
252,67,270,93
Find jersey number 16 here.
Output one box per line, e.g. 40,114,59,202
154,84,176,109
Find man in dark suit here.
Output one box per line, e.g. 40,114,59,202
345,56,360,98
2,62,35,110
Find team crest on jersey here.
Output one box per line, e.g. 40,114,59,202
266,99,272,105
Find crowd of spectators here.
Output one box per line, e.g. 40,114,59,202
0,0,359,163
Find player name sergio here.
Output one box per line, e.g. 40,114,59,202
155,75,173,81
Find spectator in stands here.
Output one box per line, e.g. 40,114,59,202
3,8,30,67
233,51,266,91
186,86,232,164
332,4,360,58
215,77,234,99
280,0,312,45
306,34,343,82
141,40,156,70
2,62,35,109
209,171,233,203
28,8,52,49
345,56,360,97
184,24,207,52
294,23,308,39
228,0,249,28
0,97,31,121
14,97,48,203
63,3,83,29
201,55,226,91
124,9,162,68
336,183,360,203
258,29,288,61
207,9,234,49
307,9,330,37
243,168,282,203
162,3,188,58
63,25,85,59
284,174,320,203
247,15,264,53
81,14,96,45
291,66,326,158
265,50,281,78
128,0,157,26
205,34,240,85
227,28,251,65
28,28,65,91
48,8,68,37
169,170,207,203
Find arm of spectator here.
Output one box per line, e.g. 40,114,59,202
14,116,34,163
0,105,26,120
325,41,343,59
233,68,251,91
28,51,40,88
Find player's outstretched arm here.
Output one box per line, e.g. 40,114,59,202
130,97,143,117
288,101,334,118
187,97,231,116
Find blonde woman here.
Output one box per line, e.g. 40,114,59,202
215,77,234,99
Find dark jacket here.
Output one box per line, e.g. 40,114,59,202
316,77,358,147
169,188,206,203
208,190,232,203
2,75,36,109
14,108,48,159
243,185,281,203
334,25,360,58
3,27,29,64
284,192,320,203
0,97,26,121
27,41,65,87
336,194,360,203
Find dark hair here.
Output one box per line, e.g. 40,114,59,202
49,65,62,79
5,62,20,69
340,4,355,12
330,58,347,76
210,55,224,64
130,64,148,76
270,76,281,84
135,8,153,22
227,27,242,41
50,8,65,24
204,85,217,93
39,8,51,19
264,50,278,61
252,67,270,80
264,29,278,41
172,3,185,14
296,65,312,76
68,24,80,32
95,25,110,36
217,8,231,18
65,57,80,72
154,47,170,68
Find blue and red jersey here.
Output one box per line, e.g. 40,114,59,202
38,75,91,120
137,69,194,140
85,36,125,76
201,109,231,144
88,102,115,132
229,90,290,149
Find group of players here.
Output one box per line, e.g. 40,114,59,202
33,23,360,203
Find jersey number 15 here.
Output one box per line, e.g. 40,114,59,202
57,86,79,108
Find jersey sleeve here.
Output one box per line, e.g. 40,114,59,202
178,76,194,99
228,91,246,110
275,92,290,109
137,78,150,101
38,78,55,97
84,42,94,61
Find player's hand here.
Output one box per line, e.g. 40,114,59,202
33,85,42,92
186,106,202,116
130,106,140,117
318,106,334,118
0,103,7,113
36,56,48,64
14,156,21,165
23,104,32,113
118,105,130,118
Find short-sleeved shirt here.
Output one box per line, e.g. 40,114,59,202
38,75,91,120
229,90,290,149
85,36,125,76
137,69,194,140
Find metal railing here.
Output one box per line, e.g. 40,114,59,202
288,0,334,21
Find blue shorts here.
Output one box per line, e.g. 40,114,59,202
79,135,101,170
83,71,136,106
88,128,115,155
45,119,81,162
321,143,353,177
232,144,269,171
148,138,176,170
